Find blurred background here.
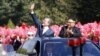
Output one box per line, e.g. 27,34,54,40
0,0,100,27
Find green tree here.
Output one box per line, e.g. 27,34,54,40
0,0,79,25
7,19,15,28
0,0,100,25
76,0,100,23
0,0,34,25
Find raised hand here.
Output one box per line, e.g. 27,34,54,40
30,3,35,11
66,28,74,34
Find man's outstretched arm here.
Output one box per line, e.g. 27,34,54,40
30,4,42,27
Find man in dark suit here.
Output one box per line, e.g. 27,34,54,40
59,19,82,56
30,4,54,38
23,4,54,56
59,19,81,38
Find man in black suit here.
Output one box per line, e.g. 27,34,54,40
59,19,81,38
59,19,82,56
22,4,54,56
30,4,54,38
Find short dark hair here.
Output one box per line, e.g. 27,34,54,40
44,17,52,25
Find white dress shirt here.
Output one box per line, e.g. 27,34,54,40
42,26,49,34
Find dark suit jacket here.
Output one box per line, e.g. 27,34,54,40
59,26,82,38
30,13,54,38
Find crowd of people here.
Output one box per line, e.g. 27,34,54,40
0,20,100,56
0,21,100,47
0,21,100,43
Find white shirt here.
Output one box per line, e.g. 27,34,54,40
31,11,34,14
42,26,49,34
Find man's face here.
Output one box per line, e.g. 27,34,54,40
69,22,75,27
28,34,34,39
42,18,50,26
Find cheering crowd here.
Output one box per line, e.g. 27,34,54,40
0,21,100,47
0,20,100,56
